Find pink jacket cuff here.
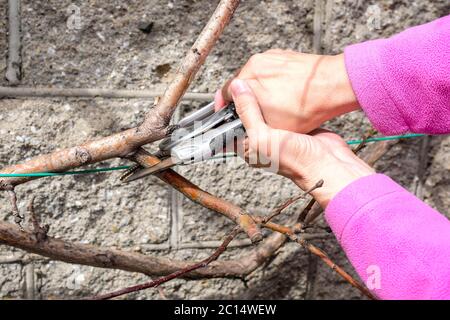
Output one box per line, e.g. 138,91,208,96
324,174,403,240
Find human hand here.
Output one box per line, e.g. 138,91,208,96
216,50,359,133
230,79,374,207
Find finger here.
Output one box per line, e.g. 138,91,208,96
217,67,243,110
220,76,234,104
229,79,266,131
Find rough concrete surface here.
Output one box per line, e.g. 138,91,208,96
0,0,448,299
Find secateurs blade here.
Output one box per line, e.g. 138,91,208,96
122,101,245,182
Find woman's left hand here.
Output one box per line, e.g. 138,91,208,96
229,79,375,207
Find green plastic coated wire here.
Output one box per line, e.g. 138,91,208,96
346,133,425,145
0,166,132,177
0,133,426,178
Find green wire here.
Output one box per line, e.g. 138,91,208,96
346,133,425,145
0,166,132,177
0,133,427,178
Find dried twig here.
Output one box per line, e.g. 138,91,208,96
24,262,35,300
0,86,214,101
146,0,240,127
90,227,242,300
304,240,376,299
5,0,22,84
127,148,263,243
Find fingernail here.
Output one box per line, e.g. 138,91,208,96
214,89,224,111
230,79,251,95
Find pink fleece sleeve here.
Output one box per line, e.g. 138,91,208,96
325,174,450,299
344,15,450,135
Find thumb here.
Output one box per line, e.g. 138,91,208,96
230,79,266,131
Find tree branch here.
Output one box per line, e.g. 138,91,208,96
90,226,242,300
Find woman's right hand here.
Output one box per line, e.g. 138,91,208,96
215,50,360,133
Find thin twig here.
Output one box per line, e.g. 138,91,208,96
147,0,241,126
0,86,214,101
89,227,242,300
412,135,431,200
353,128,378,154
298,198,317,222
263,179,323,223
24,262,35,300
27,196,49,243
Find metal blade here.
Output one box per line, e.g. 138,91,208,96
122,157,177,182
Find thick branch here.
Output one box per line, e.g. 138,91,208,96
0,0,240,189
0,219,285,279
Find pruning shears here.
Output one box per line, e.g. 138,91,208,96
122,101,245,182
